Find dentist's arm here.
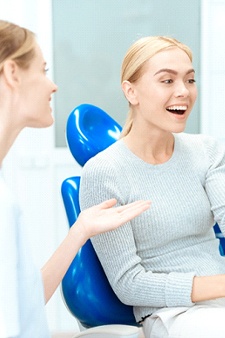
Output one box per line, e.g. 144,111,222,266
41,198,151,303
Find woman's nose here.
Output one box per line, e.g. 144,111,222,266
52,81,58,93
174,82,189,97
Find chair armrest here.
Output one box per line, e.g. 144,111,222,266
72,324,141,338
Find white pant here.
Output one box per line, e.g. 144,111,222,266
143,298,225,338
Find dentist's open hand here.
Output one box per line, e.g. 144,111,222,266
43,198,151,302
75,198,151,240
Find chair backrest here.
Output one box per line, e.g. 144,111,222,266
61,104,138,328
66,103,122,166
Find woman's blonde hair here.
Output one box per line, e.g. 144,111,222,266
120,36,193,137
0,20,36,73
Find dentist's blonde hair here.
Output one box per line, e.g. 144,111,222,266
0,20,36,73
120,36,193,137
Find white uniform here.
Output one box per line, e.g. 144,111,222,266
0,170,50,338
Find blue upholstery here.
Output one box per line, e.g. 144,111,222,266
61,104,138,328
66,103,122,166
214,223,225,256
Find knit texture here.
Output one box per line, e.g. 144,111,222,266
79,133,225,323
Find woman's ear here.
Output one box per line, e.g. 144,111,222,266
121,80,139,105
1,60,20,88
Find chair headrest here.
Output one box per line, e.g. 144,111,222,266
66,103,122,166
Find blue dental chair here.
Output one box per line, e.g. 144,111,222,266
61,104,142,338
61,103,225,338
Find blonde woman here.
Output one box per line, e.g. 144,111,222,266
0,20,150,338
80,36,225,337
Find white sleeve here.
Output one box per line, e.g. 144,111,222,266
0,176,20,337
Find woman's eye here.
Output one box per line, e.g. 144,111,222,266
162,79,173,84
187,79,196,84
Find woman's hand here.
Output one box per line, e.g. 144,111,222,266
192,275,225,303
42,198,150,303
74,198,151,240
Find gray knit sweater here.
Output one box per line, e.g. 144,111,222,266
79,133,225,323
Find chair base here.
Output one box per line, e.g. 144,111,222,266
73,324,141,338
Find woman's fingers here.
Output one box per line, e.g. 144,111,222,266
116,200,151,223
77,199,151,238
97,198,118,209
118,200,151,213
99,199,151,212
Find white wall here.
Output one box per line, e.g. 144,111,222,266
201,0,225,143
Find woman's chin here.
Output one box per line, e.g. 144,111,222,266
29,117,54,128
172,124,187,134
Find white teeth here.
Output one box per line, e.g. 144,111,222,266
167,106,187,110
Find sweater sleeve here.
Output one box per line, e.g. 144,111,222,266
79,154,195,309
203,136,225,232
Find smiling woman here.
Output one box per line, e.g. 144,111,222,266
120,37,197,143
79,36,225,338
15,44,58,128
0,20,151,338
17,43,57,128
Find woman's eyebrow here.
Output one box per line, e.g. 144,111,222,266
154,68,195,76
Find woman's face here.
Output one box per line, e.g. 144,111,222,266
124,47,197,134
18,43,58,128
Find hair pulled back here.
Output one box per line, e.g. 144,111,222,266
0,20,36,73
120,36,193,137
